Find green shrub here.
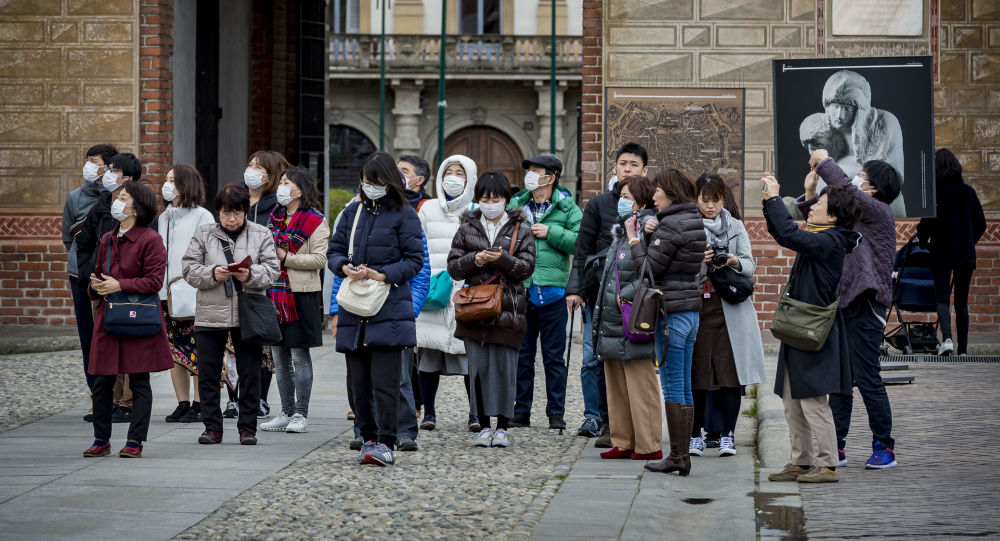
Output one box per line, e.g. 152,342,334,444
327,188,356,224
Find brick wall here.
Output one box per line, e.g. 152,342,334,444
579,0,603,202
139,0,174,185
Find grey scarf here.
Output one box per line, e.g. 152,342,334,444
702,208,731,245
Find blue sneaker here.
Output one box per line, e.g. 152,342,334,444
362,443,396,467
577,417,600,437
357,440,376,464
865,441,897,469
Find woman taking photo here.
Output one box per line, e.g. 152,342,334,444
447,171,535,449
182,184,280,446
763,176,859,484
260,167,330,434
689,173,766,458
630,169,705,476
84,182,172,458
159,165,215,423
592,175,662,460
328,151,424,467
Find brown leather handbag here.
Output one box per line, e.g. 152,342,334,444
453,222,520,323
626,257,662,337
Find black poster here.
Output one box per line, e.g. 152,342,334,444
772,56,935,218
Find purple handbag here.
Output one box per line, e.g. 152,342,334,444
616,252,653,342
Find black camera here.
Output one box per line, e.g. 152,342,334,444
710,242,729,267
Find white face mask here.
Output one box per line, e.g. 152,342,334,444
524,171,550,192
404,176,421,190
102,170,120,192
276,185,297,206
851,175,866,188
362,182,387,200
83,162,101,183
441,175,466,197
161,181,177,202
480,201,506,220
110,199,130,222
244,167,266,189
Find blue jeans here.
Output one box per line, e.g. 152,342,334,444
656,311,699,405
515,299,569,418
579,304,608,424
69,275,95,390
354,347,418,441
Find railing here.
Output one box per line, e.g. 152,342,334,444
329,34,583,72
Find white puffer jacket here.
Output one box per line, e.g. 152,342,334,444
158,205,216,319
416,155,478,354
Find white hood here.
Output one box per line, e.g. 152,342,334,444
435,154,478,216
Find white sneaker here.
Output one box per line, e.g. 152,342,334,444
689,436,705,456
719,436,736,457
474,428,494,447
260,412,290,432
285,413,308,433
491,429,511,448
938,340,954,356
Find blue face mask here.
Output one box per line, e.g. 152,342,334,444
617,198,635,217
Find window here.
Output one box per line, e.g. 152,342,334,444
459,0,501,34
329,125,376,190
331,0,360,34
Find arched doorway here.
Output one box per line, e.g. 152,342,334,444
444,126,523,190
329,124,376,190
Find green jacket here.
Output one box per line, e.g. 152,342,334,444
507,186,582,288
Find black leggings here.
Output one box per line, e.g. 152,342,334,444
473,375,509,430
933,266,974,355
692,387,742,438
419,371,471,417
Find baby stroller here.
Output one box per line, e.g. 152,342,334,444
882,235,939,355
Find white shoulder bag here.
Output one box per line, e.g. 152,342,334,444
335,205,392,317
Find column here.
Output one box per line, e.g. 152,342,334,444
535,81,567,154
392,80,424,156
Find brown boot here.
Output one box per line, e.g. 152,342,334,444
644,402,690,476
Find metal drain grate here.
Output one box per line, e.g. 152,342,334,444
880,355,1000,364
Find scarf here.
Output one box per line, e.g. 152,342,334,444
702,208,730,245
806,223,835,234
267,206,325,323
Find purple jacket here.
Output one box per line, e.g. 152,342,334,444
795,158,895,308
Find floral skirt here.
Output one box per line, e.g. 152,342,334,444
166,315,198,375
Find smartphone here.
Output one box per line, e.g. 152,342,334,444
487,247,502,252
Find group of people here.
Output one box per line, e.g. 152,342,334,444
61,139,984,475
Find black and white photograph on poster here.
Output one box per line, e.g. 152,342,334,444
772,56,935,218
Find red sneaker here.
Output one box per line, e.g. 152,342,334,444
630,450,663,460
118,441,142,458
198,430,223,444
600,447,633,459
83,440,110,457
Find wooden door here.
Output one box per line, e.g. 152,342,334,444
444,126,523,191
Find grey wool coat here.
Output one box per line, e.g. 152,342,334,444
592,211,658,363
704,213,766,386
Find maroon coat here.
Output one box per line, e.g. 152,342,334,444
88,225,172,375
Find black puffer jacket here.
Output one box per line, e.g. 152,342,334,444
567,189,620,304
447,209,536,350
593,210,657,363
75,191,118,285
630,202,706,314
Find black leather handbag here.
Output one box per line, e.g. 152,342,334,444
707,264,755,304
102,239,163,338
223,242,282,345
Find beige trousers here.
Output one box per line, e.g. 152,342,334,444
604,359,662,455
781,371,837,467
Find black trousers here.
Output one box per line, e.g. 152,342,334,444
829,294,894,450
346,345,402,448
92,373,151,443
68,276,95,390
933,265,974,355
196,327,261,434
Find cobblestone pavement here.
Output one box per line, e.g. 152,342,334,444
178,356,587,540
0,350,89,433
799,362,1000,539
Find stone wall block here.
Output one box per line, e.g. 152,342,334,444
609,25,675,46
83,22,133,42
0,149,43,168
953,25,984,48
935,87,949,110
66,49,132,78
67,112,132,142
989,89,1000,112
971,53,1000,83
0,84,43,105
0,113,61,142
988,152,1000,172
940,52,968,84
958,151,982,173
46,83,77,105
745,87,767,110
84,84,132,105
701,0,783,21
942,0,966,22
607,52,693,81
954,88,986,111
49,21,78,43
0,177,63,206
682,25,710,47
608,0,694,21
745,150,766,172
745,113,774,147
789,0,814,21
989,26,1000,48
0,50,60,78
717,25,768,48
973,117,1000,147
934,116,966,148
67,0,133,15
772,25,801,48
49,147,78,169
971,0,1000,22
700,53,777,81
0,0,60,16
0,22,45,42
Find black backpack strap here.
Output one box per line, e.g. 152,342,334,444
104,236,113,278
220,239,240,297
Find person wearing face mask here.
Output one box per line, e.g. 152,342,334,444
76,152,143,425
62,143,118,420
506,155,582,430
239,150,289,419
762,175,861,484
182,184,281,446
327,151,424,467
688,173,765,459
793,148,902,470
590,176,663,461
157,165,215,423
415,155,479,433
83,182,172,458
566,142,650,445
258,167,330,435
447,171,536,449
